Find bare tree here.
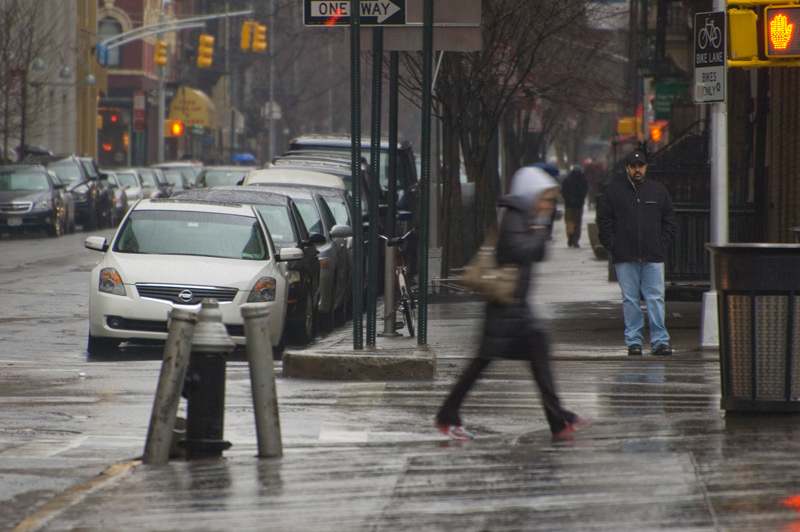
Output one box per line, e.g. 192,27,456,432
397,0,626,277
0,0,73,160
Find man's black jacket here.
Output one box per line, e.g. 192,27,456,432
595,173,676,264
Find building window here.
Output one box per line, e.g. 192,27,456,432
98,17,123,67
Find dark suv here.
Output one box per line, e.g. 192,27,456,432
26,155,113,231
287,134,419,216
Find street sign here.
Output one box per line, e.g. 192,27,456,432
133,91,146,132
694,11,726,104
304,0,406,26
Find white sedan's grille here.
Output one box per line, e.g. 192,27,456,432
135,284,238,305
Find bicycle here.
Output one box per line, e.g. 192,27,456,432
380,226,417,337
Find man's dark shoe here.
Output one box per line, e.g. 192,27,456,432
653,344,673,357
627,344,643,356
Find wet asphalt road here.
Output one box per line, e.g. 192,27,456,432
6,215,800,531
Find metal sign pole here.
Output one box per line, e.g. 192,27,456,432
417,0,433,345
350,0,364,349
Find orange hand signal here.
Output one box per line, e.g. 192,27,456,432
770,13,794,50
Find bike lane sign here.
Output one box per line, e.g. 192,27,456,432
694,11,726,104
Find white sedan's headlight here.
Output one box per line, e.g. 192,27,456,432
247,276,276,302
34,199,53,210
99,267,126,296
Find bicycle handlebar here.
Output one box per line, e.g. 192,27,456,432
377,226,417,247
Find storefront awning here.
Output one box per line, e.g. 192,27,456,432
168,86,217,129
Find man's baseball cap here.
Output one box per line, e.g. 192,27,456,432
626,150,647,166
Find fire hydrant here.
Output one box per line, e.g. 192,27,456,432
180,299,235,460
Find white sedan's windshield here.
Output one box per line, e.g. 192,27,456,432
115,210,268,260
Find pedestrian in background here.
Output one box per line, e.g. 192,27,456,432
560,166,589,248
583,158,604,210
436,166,591,441
595,148,676,357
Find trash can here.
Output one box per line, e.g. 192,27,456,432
707,244,800,412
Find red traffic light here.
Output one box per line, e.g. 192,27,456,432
171,121,183,136
650,126,662,142
765,6,800,57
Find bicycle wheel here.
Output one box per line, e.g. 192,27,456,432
401,298,415,337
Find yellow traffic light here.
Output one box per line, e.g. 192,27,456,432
154,40,168,67
241,21,255,51
252,24,267,53
729,9,758,61
765,6,800,57
197,34,214,68
165,120,184,137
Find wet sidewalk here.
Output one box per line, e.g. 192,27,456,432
14,215,800,532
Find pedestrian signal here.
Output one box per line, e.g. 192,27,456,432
165,120,184,137
154,40,168,67
197,34,214,68
765,6,800,57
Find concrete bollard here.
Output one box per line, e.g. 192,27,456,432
241,303,283,458
143,308,198,465
181,299,235,460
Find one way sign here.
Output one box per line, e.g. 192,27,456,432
304,0,406,26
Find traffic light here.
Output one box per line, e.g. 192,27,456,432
728,8,759,61
241,21,254,51
197,34,214,68
154,40,168,67
165,120,184,137
252,24,267,52
650,126,662,142
765,6,800,58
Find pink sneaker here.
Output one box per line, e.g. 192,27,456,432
435,421,474,440
554,416,593,440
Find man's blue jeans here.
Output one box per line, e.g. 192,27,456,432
614,262,670,348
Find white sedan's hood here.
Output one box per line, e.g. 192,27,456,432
103,253,281,288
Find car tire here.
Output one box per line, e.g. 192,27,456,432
295,291,315,345
272,333,285,360
47,212,63,237
87,334,120,356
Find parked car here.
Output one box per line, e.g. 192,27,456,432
151,168,174,198
173,187,323,345
114,169,146,205
244,168,355,323
0,166,75,236
103,171,130,226
160,168,194,194
151,161,203,187
245,184,353,333
84,198,304,356
25,154,112,231
287,134,419,214
194,166,255,188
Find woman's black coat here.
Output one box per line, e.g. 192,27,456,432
478,195,549,360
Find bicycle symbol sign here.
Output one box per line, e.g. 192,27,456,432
694,11,726,104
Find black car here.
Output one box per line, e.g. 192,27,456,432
0,166,75,237
173,187,322,346
26,155,113,231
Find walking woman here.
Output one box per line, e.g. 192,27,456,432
436,166,590,440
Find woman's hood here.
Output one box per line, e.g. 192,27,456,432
508,166,559,207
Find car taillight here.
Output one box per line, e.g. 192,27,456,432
247,276,276,302
99,267,126,296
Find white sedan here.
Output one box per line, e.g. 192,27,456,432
84,199,303,356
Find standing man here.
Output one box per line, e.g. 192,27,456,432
560,166,589,248
596,149,676,356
